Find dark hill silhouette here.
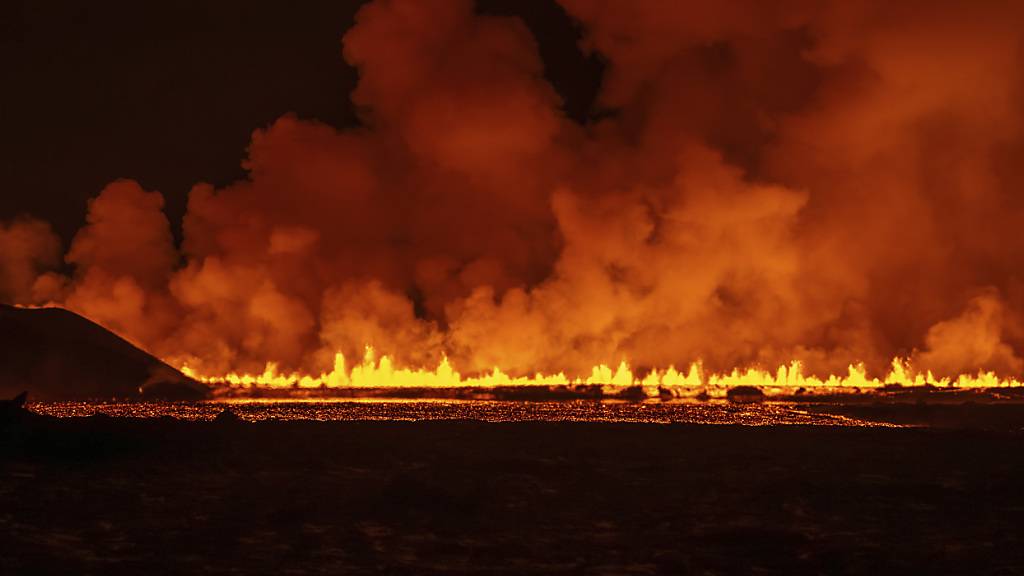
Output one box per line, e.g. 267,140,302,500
0,304,208,400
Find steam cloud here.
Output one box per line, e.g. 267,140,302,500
5,0,1024,378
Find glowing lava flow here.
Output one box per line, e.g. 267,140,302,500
180,347,1024,391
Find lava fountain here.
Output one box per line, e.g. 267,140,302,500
181,348,1023,394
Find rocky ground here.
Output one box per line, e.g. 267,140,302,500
2,412,1024,574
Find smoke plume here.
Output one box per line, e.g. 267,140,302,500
5,0,1024,378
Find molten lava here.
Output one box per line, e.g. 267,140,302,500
180,347,1023,395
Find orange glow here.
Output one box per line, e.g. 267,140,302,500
180,347,1024,395
8,2,1024,392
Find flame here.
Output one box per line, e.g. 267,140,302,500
180,347,1024,392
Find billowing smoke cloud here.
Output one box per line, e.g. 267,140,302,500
913,291,1023,376
4,0,1024,378
0,218,63,304
34,180,181,353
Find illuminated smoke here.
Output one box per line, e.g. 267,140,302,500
4,0,1024,380
0,218,63,304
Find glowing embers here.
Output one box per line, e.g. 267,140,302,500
180,348,1024,392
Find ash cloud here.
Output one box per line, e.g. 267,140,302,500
4,0,1024,378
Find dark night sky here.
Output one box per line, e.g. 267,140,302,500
1,0,602,244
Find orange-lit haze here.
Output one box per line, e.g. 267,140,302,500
5,0,1024,389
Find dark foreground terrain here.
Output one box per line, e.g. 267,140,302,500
2,413,1024,575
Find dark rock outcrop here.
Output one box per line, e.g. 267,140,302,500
726,385,766,404
0,390,30,426
213,408,242,424
0,304,208,401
